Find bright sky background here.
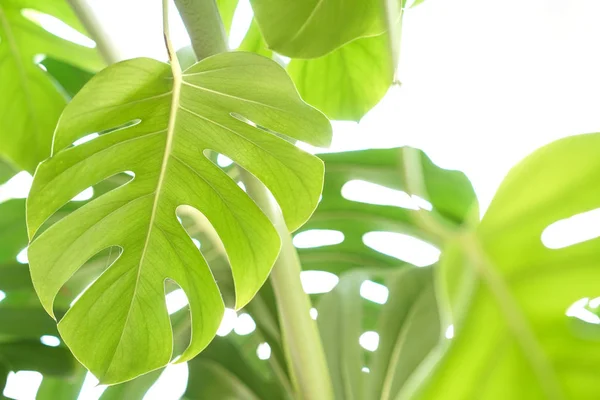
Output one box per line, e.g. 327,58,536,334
5,0,600,398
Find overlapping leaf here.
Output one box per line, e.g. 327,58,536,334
0,0,103,172
27,52,331,384
405,132,600,399
249,0,385,58
287,34,394,121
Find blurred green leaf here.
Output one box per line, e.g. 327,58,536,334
27,53,331,384
406,132,600,399
317,267,439,400
249,0,385,58
0,200,27,265
40,57,94,98
366,268,439,400
288,34,394,121
184,337,284,400
317,271,367,398
0,161,16,184
0,0,103,172
295,148,477,275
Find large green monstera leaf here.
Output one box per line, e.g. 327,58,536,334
249,0,385,58
0,0,103,172
26,52,331,384
295,148,477,275
404,132,600,399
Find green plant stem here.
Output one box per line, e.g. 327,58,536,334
66,0,120,65
241,170,333,400
170,1,333,398
173,0,228,60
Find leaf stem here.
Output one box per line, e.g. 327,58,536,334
241,171,333,400
173,0,229,60
66,0,120,65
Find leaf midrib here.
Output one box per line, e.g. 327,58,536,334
103,60,183,378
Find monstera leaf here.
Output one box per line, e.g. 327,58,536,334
317,267,439,400
295,148,477,275
26,52,331,384
404,132,600,399
249,0,385,58
0,0,103,172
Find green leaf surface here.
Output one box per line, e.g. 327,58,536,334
0,161,16,184
249,0,385,58
317,267,439,400
0,200,27,264
407,132,600,399
366,268,439,400
0,341,75,376
288,34,394,121
184,336,284,400
295,148,477,275
0,0,103,172
317,271,367,399
27,52,331,384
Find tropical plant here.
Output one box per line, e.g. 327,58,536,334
0,0,598,399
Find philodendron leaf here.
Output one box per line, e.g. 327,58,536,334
295,148,477,275
405,132,600,399
317,267,439,400
26,52,331,384
249,0,385,58
288,34,394,121
0,0,103,172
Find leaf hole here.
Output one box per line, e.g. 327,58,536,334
542,208,600,249
164,279,192,358
363,232,440,267
300,270,339,294
56,246,122,317
0,171,33,203
229,112,289,141
360,280,389,304
566,297,600,341
293,229,344,249
34,172,135,239
342,180,432,210
176,205,235,308
21,9,95,48
3,371,43,400
359,331,380,352
67,119,142,149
